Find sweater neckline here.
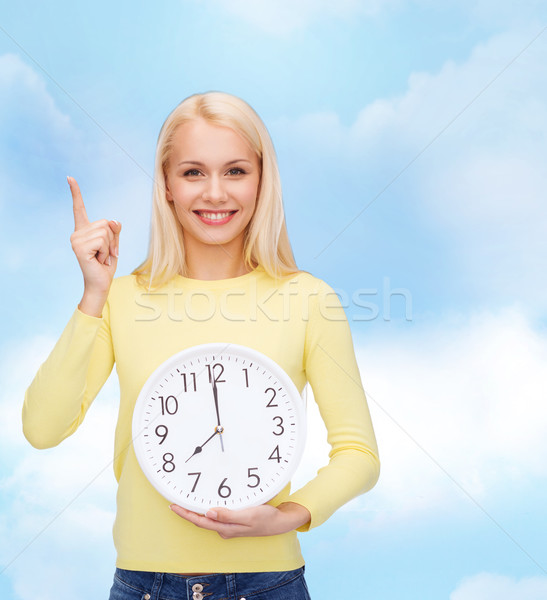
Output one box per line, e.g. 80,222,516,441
174,265,265,287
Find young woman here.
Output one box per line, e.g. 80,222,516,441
23,92,380,600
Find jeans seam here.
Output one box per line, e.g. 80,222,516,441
114,572,148,595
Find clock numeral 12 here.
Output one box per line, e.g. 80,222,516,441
207,363,225,384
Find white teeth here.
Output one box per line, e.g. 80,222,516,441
196,211,234,220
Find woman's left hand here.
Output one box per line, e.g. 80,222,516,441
169,502,311,539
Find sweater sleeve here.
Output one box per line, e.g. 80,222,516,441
22,299,115,450
287,279,380,530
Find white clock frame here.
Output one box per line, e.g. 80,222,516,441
132,342,307,513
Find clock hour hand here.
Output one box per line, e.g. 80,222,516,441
212,378,225,452
185,426,224,463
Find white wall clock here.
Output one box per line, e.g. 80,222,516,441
132,343,307,513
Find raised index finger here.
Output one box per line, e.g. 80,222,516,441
68,176,89,230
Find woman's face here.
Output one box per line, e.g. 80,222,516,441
164,118,261,260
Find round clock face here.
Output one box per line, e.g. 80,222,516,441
132,343,307,513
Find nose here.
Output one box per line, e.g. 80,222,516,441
203,174,227,204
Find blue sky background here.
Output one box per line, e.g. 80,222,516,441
1,1,547,598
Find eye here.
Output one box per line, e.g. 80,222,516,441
227,167,246,176
183,169,201,177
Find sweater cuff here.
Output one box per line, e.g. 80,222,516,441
284,492,317,532
75,306,105,324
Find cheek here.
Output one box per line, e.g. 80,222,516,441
243,177,260,204
169,183,195,207
169,196,192,224
172,202,191,222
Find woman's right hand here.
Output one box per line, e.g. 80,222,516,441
68,176,122,317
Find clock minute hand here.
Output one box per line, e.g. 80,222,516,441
212,378,225,453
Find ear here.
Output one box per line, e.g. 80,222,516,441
164,174,173,202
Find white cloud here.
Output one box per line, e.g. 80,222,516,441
0,53,75,142
351,306,547,519
409,30,547,307
194,0,402,35
0,52,78,198
0,52,78,273
450,572,547,600
0,335,118,599
273,27,547,310
283,306,547,527
0,51,151,282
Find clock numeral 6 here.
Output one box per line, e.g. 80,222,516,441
218,477,232,498
268,446,282,463
155,424,168,444
162,452,175,472
247,467,261,488
265,387,278,408
159,395,178,416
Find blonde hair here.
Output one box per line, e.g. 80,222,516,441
133,91,299,289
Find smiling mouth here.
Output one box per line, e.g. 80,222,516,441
193,210,238,221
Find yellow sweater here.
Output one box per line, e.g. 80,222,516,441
22,266,379,573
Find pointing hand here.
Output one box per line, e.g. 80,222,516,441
68,176,122,315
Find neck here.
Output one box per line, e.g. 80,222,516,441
184,246,253,281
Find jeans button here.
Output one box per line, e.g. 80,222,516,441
192,584,204,592
144,595,151,600
193,594,203,600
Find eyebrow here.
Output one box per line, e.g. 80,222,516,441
177,159,253,167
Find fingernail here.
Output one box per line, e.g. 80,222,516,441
169,504,174,511
114,247,119,258
107,256,112,266
206,510,218,520
67,176,72,185
112,219,120,226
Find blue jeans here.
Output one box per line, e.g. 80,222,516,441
108,567,312,600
